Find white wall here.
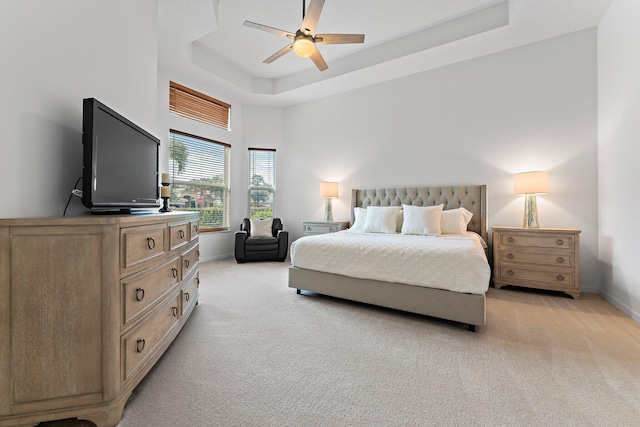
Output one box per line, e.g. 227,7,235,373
598,0,640,321
280,29,600,291
0,0,158,218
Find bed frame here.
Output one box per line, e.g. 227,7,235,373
289,185,488,331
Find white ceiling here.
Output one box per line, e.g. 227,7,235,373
158,0,613,107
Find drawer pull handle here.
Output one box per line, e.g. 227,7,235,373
135,288,145,302
507,269,514,276
556,239,564,246
136,339,145,353
185,292,190,302
172,306,178,317
194,225,198,233
507,237,514,243
171,268,178,278
179,229,185,239
196,277,200,285
556,257,565,264
147,237,155,250
185,260,190,269
196,250,200,259
557,274,565,281
507,253,514,259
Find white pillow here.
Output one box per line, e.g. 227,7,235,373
363,206,401,234
351,207,367,231
401,204,443,236
250,218,273,237
441,207,474,234
396,209,404,233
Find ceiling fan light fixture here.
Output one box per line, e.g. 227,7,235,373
293,37,314,57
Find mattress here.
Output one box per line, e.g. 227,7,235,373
290,230,491,294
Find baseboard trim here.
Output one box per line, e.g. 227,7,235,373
598,289,640,324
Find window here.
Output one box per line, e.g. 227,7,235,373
248,148,276,218
169,130,231,232
169,81,231,130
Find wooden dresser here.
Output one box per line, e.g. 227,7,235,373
0,211,200,427
492,227,580,299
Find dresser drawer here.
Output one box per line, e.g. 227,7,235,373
190,220,200,241
499,232,575,250
169,221,189,251
121,223,167,272
121,293,181,383
121,257,180,328
498,265,576,288
499,249,574,267
181,270,199,316
181,243,199,280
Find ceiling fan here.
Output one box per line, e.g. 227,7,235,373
243,0,365,72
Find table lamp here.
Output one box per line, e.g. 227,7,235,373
514,171,548,228
320,182,339,221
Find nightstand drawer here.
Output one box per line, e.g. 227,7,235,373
305,224,339,234
499,250,574,267
302,221,350,236
499,266,576,288
499,232,575,250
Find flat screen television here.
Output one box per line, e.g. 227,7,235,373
82,98,160,213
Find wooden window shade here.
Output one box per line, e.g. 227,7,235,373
169,81,231,130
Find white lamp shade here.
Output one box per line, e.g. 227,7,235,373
320,182,339,198
514,171,549,195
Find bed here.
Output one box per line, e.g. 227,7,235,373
288,185,490,331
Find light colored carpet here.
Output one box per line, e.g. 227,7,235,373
108,258,640,426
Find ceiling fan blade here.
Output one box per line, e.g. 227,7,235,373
315,34,365,45
301,0,325,35
309,44,328,71
243,21,294,39
263,44,294,64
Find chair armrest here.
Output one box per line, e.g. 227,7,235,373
276,230,288,262
235,230,248,263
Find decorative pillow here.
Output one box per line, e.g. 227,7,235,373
440,207,474,234
250,218,273,237
363,206,401,234
351,207,367,231
401,204,443,236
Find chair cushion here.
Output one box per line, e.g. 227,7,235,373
245,236,278,246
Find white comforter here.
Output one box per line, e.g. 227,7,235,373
290,230,491,294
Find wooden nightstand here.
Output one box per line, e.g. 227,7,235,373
492,227,581,299
302,220,350,236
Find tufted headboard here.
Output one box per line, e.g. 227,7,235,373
351,185,487,243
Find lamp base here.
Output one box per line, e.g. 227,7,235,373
324,198,333,222
522,194,539,228
160,197,172,213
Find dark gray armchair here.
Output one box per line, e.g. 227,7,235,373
234,218,288,263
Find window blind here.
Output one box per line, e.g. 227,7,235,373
248,148,276,219
169,130,231,231
169,81,231,130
